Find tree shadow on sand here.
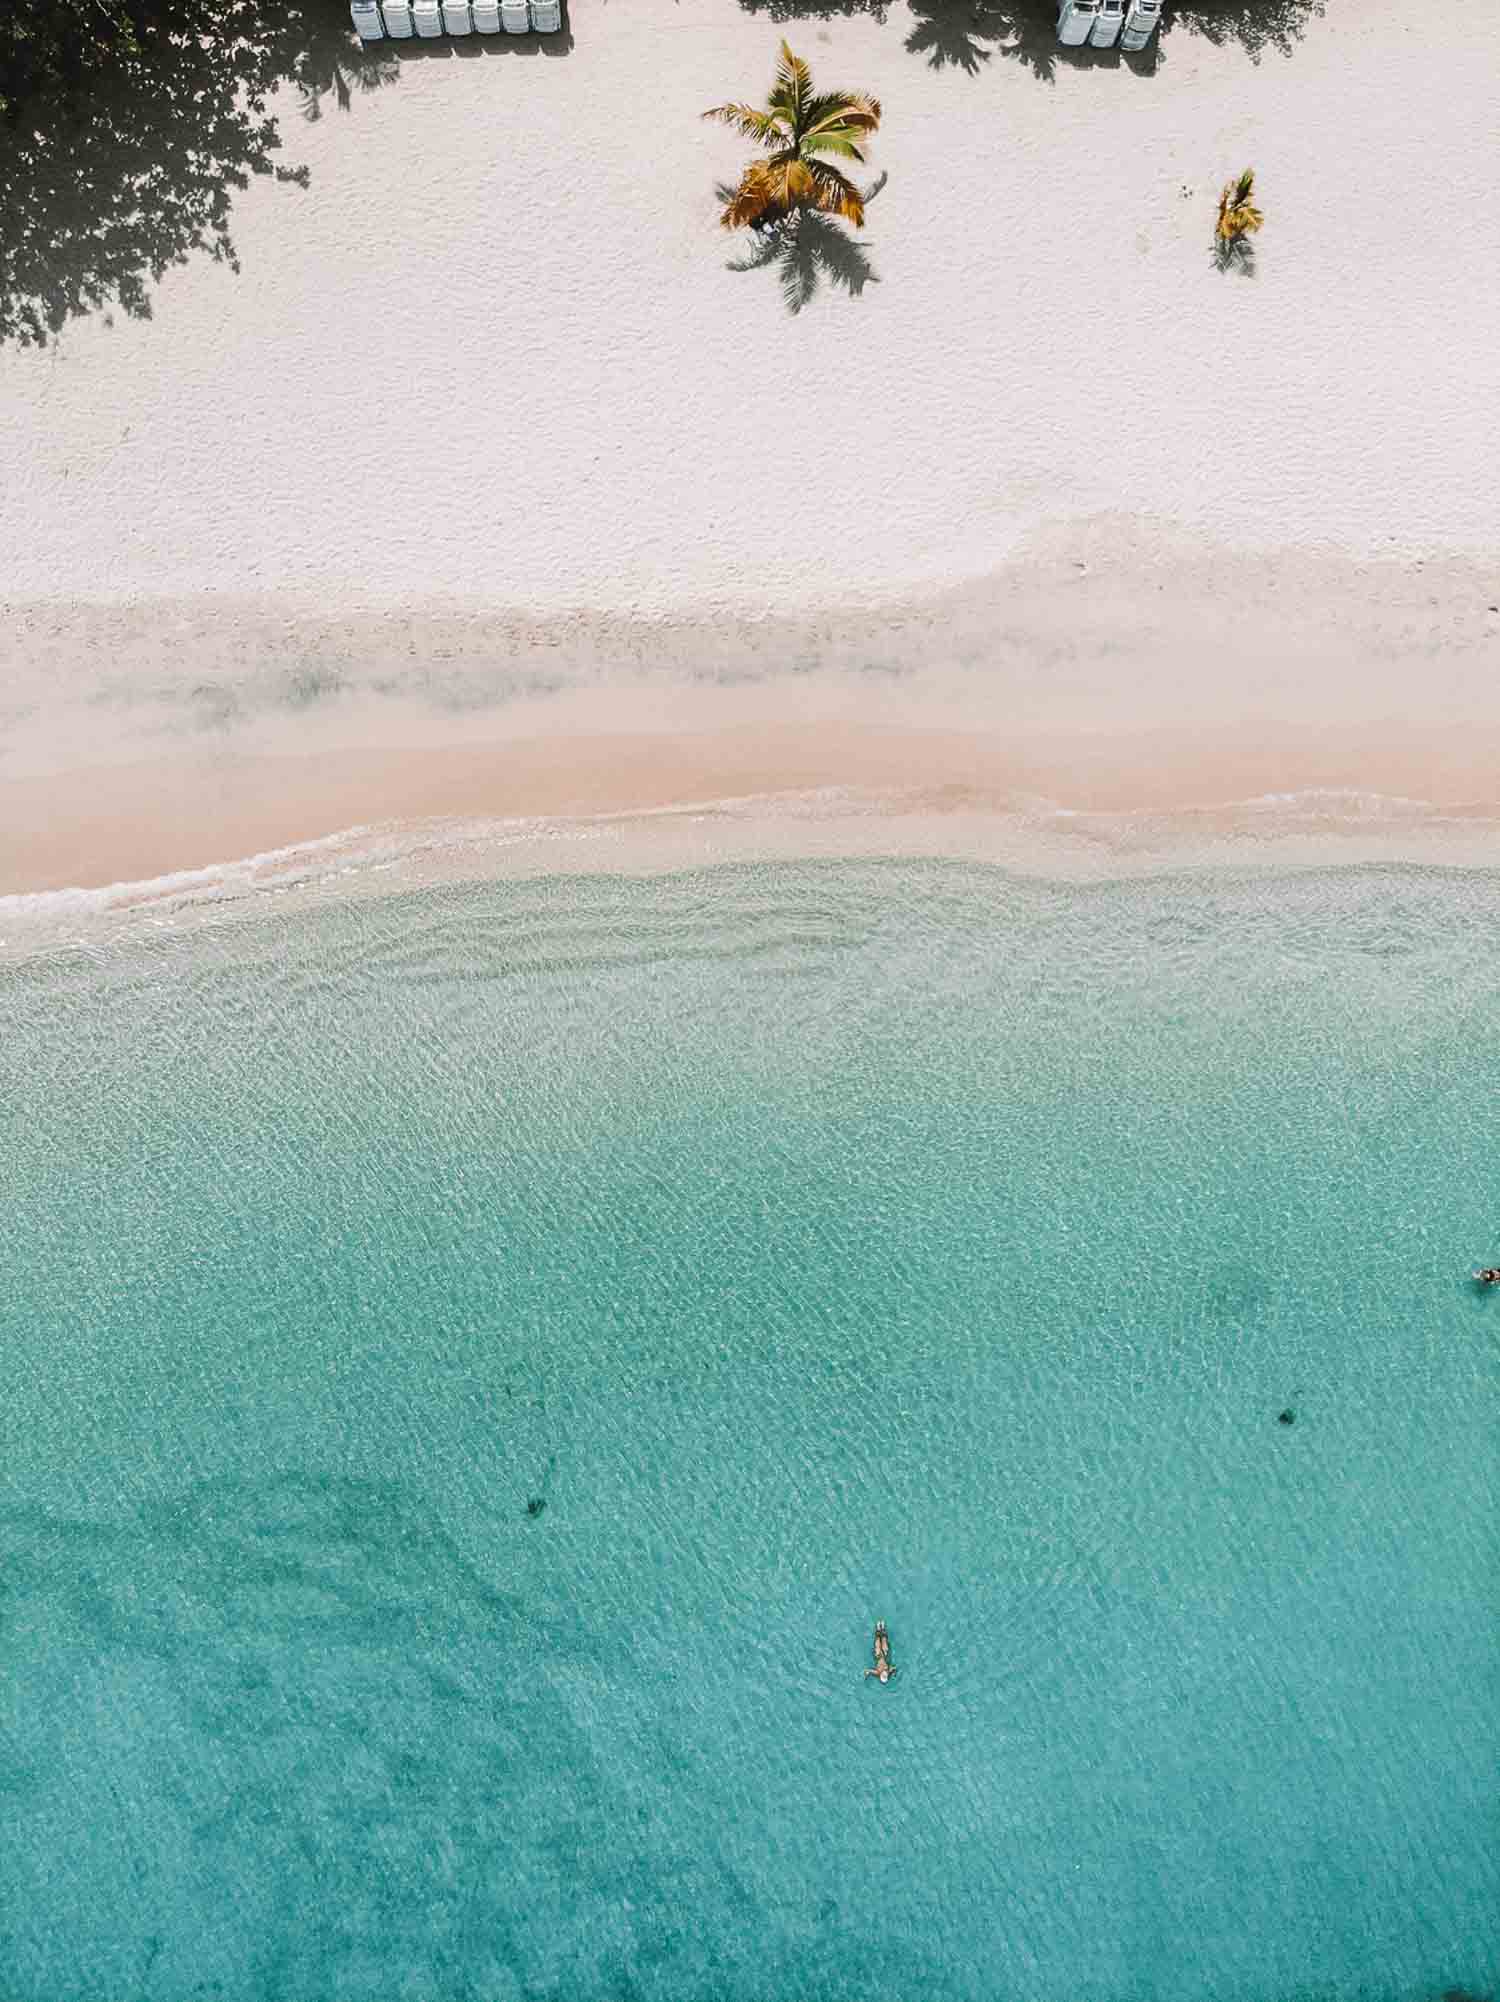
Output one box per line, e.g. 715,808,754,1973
0,4,398,348
1212,230,1257,276
735,0,1326,79
722,176,887,313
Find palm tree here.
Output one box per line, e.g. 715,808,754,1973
703,42,881,233
1216,168,1264,245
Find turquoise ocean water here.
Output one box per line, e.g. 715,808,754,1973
2,859,1496,2001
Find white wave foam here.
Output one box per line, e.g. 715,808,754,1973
5,785,1500,963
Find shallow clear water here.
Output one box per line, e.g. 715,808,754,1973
2,860,1497,2001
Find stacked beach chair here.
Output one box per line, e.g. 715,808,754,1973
352,0,563,36
1056,0,1160,47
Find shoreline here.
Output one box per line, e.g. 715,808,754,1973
9,774,1500,969
6,542,1499,902
9,714,1500,903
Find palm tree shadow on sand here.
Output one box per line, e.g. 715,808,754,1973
1212,232,1257,276
907,0,1095,78
722,174,886,314
294,43,400,122
735,0,1326,80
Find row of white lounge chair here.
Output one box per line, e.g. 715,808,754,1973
352,0,564,37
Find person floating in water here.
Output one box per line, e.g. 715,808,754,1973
864,1619,897,1683
1475,1268,1500,1285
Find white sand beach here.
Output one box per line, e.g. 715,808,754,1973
3,0,1499,897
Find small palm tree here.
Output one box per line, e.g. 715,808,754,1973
1216,168,1264,244
704,42,881,233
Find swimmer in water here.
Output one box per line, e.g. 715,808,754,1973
1475,1268,1500,1285
864,1619,897,1683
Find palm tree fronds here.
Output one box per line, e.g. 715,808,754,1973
806,159,867,226
1216,168,1264,240
702,101,787,148
718,156,809,230
709,44,883,241
719,167,777,231
802,131,867,164
804,91,881,136
773,39,813,122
